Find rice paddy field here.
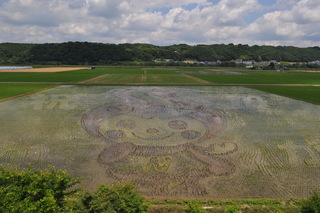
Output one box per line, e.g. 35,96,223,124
0,67,320,199
0,84,52,101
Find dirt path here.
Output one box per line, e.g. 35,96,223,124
140,75,147,82
292,70,320,73
181,75,210,84
80,74,110,83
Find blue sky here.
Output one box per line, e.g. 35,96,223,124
0,0,319,47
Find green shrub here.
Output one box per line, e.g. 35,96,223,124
184,201,207,213
301,192,320,213
208,200,219,205
220,200,236,205
0,166,80,213
82,182,149,213
225,205,241,213
167,205,181,212
164,199,177,204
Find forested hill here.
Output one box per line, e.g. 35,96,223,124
1,42,320,65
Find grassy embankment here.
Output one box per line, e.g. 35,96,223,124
147,198,303,213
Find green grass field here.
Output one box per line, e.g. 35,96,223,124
194,71,320,84
2,67,319,104
0,84,52,100
0,70,103,83
248,86,320,105
1,67,319,84
0,67,180,83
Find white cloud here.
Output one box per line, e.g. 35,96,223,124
0,0,68,26
0,0,319,46
120,12,162,31
242,0,320,46
87,0,122,18
271,0,298,10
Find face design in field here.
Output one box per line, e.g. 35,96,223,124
82,88,236,196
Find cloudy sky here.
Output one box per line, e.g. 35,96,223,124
0,0,319,47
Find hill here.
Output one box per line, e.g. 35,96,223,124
1,42,320,65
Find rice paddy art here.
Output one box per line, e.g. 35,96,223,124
82,87,236,196
0,86,319,198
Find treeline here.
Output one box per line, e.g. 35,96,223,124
1,42,320,65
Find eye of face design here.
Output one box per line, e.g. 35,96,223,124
98,115,207,146
83,101,226,147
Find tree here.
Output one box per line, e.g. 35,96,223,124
301,192,320,213
82,182,149,213
269,62,276,70
0,166,80,212
239,55,250,61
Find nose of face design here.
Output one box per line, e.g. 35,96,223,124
146,128,159,134
105,130,125,139
168,120,188,130
181,130,201,140
117,120,135,129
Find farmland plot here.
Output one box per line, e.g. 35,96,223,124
87,74,208,84
0,86,319,199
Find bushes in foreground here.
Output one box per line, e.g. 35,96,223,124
0,166,80,212
0,166,148,213
1,166,319,212
80,183,149,213
301,192,320,213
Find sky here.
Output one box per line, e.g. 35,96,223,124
0,0,319,47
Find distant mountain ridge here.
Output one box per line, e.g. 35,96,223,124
1,42,320,65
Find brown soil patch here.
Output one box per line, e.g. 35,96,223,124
0,67,88,73
207,69,235,72
292,70,320,73
141,75,147,82
181,75,210,84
